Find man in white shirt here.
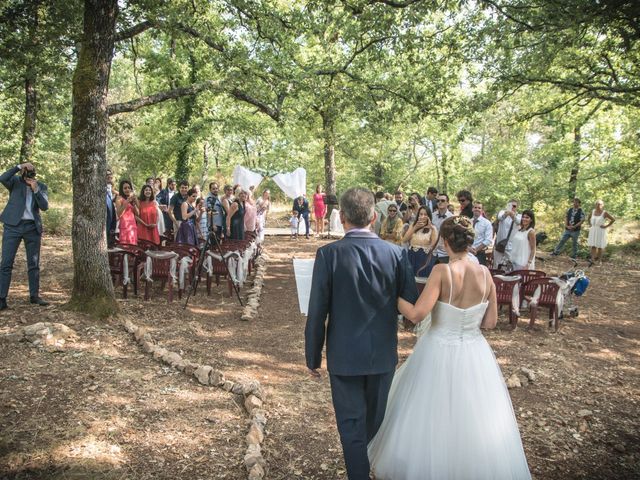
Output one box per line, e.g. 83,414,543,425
470,201,493,266
432,193,453,264
494,199,521,268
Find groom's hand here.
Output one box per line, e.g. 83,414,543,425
308,368,321,378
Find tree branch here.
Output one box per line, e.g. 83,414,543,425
114,20,154,42
108,81,221,116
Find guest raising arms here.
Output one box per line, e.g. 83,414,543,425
116,180,139,245
403,206,438,277
175,188,199,245
136,184,160,245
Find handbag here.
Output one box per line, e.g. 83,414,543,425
494,218,515,253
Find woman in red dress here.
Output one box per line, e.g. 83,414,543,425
116,180,139,245
313,184,327,237
136,184,160,244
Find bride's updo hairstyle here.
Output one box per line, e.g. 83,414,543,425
440,216,475,253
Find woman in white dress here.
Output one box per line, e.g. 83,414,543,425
509,209,536,271
368,216,531,480
255,189,271,244
587,200,615,264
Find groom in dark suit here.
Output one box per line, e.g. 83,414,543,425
0,162,49,309
305,187,418,479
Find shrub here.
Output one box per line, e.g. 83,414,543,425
43,207,71,235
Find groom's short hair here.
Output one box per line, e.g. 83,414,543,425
340,187,375,227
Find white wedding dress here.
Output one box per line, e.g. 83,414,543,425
368,267,531,479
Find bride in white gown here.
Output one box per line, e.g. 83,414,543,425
368,216,531,479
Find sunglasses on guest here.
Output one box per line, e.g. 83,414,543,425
437,199,447,203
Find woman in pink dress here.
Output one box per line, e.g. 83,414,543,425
136,185,160,245
313,184,327,237
116,180,139,245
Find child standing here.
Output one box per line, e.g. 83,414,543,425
290,210,299,239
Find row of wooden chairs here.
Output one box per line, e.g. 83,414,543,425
109,233,260,302
491,269,561,331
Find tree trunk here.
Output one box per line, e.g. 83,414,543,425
200,141,209,188
321,111,336,195
19,75,37,164
568,125,580,200
441,151,449,195
174,54,197,181
69,0,119,317
19,1,39,164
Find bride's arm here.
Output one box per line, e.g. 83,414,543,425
480,279,498,329
398,266,444,324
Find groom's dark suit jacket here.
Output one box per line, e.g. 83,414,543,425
305,230,418,376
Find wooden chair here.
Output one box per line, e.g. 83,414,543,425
138,238,159,251
493,276,520,328
510,269,547,308
115,244,147,296
524,277,561,331
143,254,177,302
160,243,200,298
109,251,133,298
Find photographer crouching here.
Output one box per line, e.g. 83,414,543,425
0,162,49,310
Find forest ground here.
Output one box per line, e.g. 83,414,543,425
0,232,639,480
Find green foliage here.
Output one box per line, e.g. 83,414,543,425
42,206,71,236
0,0,638,244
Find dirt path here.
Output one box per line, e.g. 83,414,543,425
0,235,639,479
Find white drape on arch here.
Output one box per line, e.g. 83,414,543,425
232,165,307,200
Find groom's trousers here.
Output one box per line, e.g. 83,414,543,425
329,371,394,480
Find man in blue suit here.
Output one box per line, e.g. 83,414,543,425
305,187,418,479
105,167,116,248
0,162,49,309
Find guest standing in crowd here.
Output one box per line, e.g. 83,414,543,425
244,188,258,236
220,184,234,237
403,193,422,224
432,193,453,264
195,197,209,241
157,177,176,238
256,189,271,243
374,191,395,235
470,201,493,266
587,199,615,265
394,190,408,214
205,182,224,239
106,167,116,248
293,195,311,239
457,190,474,218
169,180,189,233
551,197,585,259
153,177,163,197
0,162,49,309
116,179,139,245
424,186,438,213
510,209,536,271
379,204,404,245
403,206,438,277
227,189,247,240
176,188,199,245
494,199,521,268
136,185,160,245
313,184,327,238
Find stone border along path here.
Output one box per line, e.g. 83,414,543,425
123,251,271,479
242,253,269,321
